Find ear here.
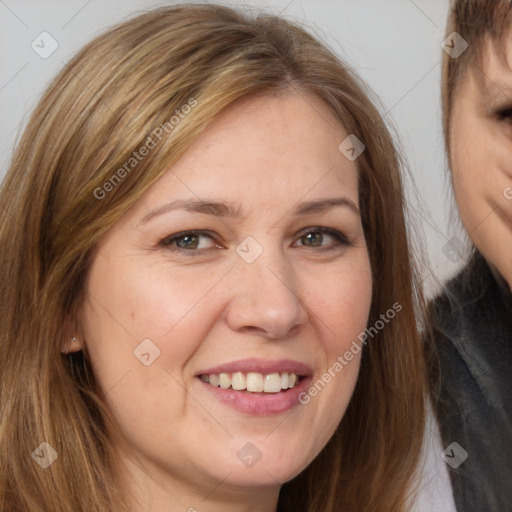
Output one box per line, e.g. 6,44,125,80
61,319,83,354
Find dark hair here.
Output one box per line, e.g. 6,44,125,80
442,0,512,152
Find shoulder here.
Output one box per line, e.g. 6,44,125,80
429,251,511,340
430,252,485,316
428,252,512,512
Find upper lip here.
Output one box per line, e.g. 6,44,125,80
196,358,312,376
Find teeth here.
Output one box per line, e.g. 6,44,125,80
200,371,300,393
263,373,281,393
231,372,246,391
246,372,264,392
219,373,231,389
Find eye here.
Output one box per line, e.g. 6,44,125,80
161,230,220,252
496,107,512,123
294,228,351,250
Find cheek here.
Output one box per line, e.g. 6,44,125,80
448,103,502,196
79,255,225,441
83,252,230,342
79,254,237,417
449,99,479,181
304,256,373,352
295,262,370,451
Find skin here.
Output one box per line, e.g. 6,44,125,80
449,34,512,288
68,91,372,512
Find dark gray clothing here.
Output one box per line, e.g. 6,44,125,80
430,252,512,512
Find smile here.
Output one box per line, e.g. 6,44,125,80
196,359,312,414
199,371,300,393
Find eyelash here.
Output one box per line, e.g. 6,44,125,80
496,107,512,122
160,227,352,255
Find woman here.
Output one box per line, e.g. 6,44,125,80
0,4,426,511
429,1,512,511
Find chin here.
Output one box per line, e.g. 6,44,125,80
220,461,306,488
213,440,314,488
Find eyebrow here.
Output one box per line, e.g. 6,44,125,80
138,199,241,225
295,197,359,215
138,197,359,225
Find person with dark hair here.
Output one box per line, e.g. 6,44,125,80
429,1,512,511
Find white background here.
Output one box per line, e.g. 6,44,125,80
0,0,464,292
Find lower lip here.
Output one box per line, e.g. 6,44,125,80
198,377,312,415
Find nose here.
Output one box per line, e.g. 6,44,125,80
225,252,309,340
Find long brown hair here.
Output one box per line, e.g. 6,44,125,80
0,4,426,511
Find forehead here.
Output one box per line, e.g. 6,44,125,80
158,92,358,194
125,91,361,225
467,32,512,101
191,91,348,154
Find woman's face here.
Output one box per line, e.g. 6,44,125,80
79,91,372,507
449,33,512,287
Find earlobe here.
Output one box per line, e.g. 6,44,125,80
61,316,84,354
61,336,83,354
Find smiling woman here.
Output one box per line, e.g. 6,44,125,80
0,4,426,512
